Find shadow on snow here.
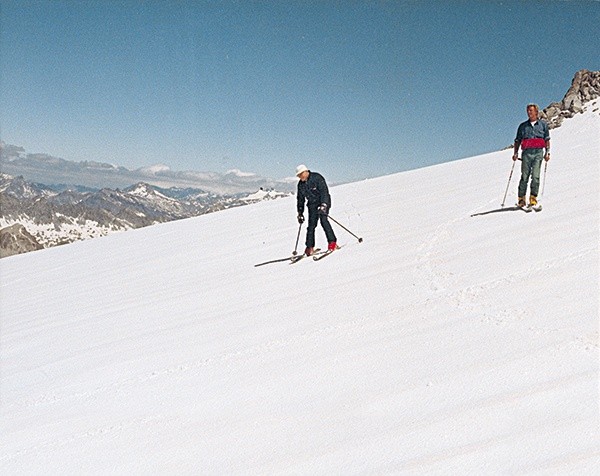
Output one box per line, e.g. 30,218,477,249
470,206,522,217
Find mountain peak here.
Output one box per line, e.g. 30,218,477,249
126,182,160,195
0,174,55,199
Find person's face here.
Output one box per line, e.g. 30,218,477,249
298,171,309,182
527,106,539,122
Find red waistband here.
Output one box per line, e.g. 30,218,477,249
521,138,546,149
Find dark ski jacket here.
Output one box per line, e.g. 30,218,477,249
297,171,331,214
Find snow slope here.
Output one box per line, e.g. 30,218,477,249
1,102,599,474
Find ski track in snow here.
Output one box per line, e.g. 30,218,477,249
1,102,599,473
414,184,596,353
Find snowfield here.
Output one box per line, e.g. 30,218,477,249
1,102,599,474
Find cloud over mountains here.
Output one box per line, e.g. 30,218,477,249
0,143,295,195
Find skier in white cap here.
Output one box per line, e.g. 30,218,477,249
295,165,337,256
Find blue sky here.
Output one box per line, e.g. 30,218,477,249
1,1,599,183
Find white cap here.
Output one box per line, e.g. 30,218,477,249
295,164,309,176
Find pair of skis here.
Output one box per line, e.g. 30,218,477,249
254,247,337,267
290,248,334,263
297,246,340,262
518,203,543,213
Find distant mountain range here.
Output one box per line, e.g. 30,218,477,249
0,140,297,257
0,174,290,257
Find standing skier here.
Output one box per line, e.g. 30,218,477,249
512,103,550,208
295,164,337,256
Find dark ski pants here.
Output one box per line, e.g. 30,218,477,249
518,149,544,197
305,208,337,247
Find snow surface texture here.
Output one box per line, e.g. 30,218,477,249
1,102,599,474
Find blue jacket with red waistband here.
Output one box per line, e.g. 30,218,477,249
515,119,550,150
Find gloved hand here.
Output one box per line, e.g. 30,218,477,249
297,214,304,224
318,203,328,215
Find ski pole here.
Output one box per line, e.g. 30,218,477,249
327,215,363,243
540,160,548,198
501,160,516,207
292,222,302,255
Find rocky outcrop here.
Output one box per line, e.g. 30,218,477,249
0,224,44,258
542,69,600,128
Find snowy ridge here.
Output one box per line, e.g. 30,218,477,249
240,188,292,202
1,102,598,473
126,183,173,200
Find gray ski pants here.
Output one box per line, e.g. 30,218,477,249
518,149,544,197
